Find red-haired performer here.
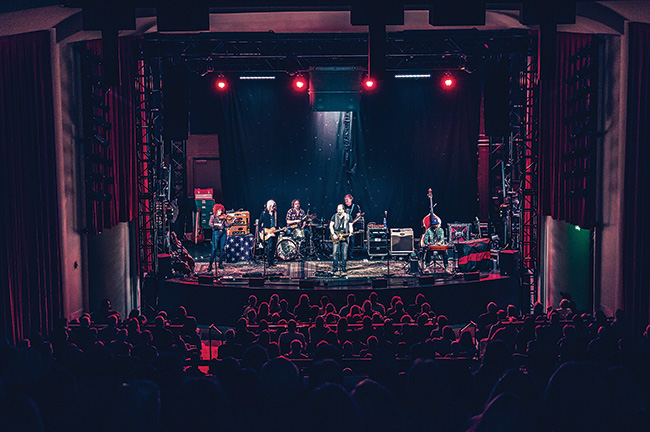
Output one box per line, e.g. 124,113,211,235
207,203,232,272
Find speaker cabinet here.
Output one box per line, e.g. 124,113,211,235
390,228,414,255
158,254,172,279
464,271,480,281
367,226,389,257
484,62,510,137
163,68,189,141
499,250,520,276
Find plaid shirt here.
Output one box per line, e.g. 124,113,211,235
423,226,445,245
286,207,305,223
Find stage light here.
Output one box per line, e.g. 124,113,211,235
395,73,431,79
442,73,454,88
293,76,307,90
215,75,227,91
364,78,376,89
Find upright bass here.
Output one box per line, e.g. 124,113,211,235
422,188,441,230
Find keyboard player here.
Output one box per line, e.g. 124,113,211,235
421,216,449,269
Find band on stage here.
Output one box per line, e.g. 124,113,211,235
198,191,463,275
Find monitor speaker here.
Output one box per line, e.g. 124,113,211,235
198,275,214,285
249,277,264,287
299,279,315,289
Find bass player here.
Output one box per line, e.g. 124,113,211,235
329,204,353,274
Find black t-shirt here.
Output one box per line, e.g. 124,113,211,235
330,213,349,232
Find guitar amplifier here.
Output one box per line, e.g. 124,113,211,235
367,225,389,257
226,211,250,236
390,228,414,255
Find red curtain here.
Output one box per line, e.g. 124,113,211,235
85,38,139,233
622,23,650,335
539,32,595,228
0,31,62,345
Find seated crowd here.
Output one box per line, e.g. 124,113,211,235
1,295,649,432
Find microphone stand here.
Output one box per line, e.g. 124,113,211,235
384,210,392,283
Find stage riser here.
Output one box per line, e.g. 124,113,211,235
158,277,518,327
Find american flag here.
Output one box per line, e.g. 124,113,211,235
225,234,255,262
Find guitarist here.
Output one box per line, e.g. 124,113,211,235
259,199,279,266
329,204,352,273
344,194,363,259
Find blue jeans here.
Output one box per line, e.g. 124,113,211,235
332,240,348,271
209,230,227,267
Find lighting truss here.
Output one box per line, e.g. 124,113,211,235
142,30,533,74
135,53,165,283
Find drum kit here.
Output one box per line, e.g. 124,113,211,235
274,214,333,261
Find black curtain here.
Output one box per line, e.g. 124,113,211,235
622,23,650,335
0,31,62,345
193,73,480,231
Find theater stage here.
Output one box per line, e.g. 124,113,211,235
157,258,520,327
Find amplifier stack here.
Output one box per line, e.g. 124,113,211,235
367,224,389,257
226,211,250,236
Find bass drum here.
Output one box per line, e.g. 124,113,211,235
276,238,298,261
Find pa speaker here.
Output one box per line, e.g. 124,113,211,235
430,1,486,26
157,1,209,32
158,254,172,279
163,68,189,141
499,250,520,276
419,275,435,286
309,68,361,112
484,63,510,136
372,278,388,288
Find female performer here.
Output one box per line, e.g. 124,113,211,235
207,203,233,272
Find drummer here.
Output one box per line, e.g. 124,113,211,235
421,216,448,269
286,199,307,241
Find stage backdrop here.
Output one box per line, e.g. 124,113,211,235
190,74,480,234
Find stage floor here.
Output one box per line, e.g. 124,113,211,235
158,256,521,327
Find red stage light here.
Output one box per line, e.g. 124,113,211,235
442,74,454,88
364,78,375,89
215,77,227,90
294,77,306,90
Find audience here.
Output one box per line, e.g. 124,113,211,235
1,292,649,432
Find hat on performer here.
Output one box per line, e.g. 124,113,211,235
432,216,441,226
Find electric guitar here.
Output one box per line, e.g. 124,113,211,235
331,229,364,243
260,226,288,241
350,212,365,226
